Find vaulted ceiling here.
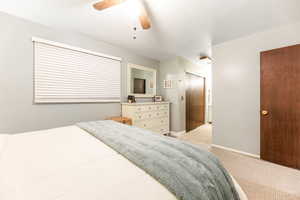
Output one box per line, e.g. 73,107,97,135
1,0,300,62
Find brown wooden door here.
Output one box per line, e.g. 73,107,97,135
261,44,300,169
186,73,206,132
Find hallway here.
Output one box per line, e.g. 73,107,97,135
180,124,212,146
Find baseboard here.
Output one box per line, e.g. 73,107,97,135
170,130,186,137
211,144,260,159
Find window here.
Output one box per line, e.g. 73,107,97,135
33,38,121,103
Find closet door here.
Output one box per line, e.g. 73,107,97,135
261,44,300,169
186,73,206,132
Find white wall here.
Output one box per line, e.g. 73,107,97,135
0,12,159,134
159,57,212,132
159,58,185,132
212,22,300,156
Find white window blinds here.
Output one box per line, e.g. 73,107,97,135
33,38,121,103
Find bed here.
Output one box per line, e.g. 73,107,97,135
0,121,247,200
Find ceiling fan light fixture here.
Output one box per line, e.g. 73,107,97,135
199,56,212,64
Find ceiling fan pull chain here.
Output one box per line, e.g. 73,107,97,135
133,26,137,40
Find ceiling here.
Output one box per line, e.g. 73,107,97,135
1,0,300,62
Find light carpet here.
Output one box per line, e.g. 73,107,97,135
179,124,300,200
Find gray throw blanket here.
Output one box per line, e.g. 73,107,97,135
78,120,240,200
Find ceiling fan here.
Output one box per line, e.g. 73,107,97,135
93,0,151,30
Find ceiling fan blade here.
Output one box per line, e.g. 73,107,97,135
93,0,127,11
139,7,151,30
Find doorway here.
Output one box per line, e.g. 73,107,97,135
185,72,206,132
261,44,300,169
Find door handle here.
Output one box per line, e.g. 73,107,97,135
261,110,269,116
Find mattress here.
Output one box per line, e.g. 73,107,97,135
0,134,9,158
0,126,247,200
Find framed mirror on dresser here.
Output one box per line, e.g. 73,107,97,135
127,63,157,98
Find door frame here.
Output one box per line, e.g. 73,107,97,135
185,72,206,132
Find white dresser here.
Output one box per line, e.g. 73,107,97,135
121,102,170,135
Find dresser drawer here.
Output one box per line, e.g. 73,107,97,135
146,105,156,112
133,105,155,112
133,104,169,113
158,104,169,110
133,112,156,121
134,113,143,120
135,118,169,130
134,106,147,112
154,110,169,118
155,117,169,126
135,121,151,129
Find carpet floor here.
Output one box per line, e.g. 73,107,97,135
179,124,300,200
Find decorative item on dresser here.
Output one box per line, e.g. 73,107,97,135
154,95,163,102
122,102,170,135
127,95,136,103
106,116,132,126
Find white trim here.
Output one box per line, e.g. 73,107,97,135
211,144,260,159
170,130,186,137
185,70,206,78
127,63,157,98
32,37,122,61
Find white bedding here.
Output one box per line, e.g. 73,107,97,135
0,134,9,158
0,126,247,200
